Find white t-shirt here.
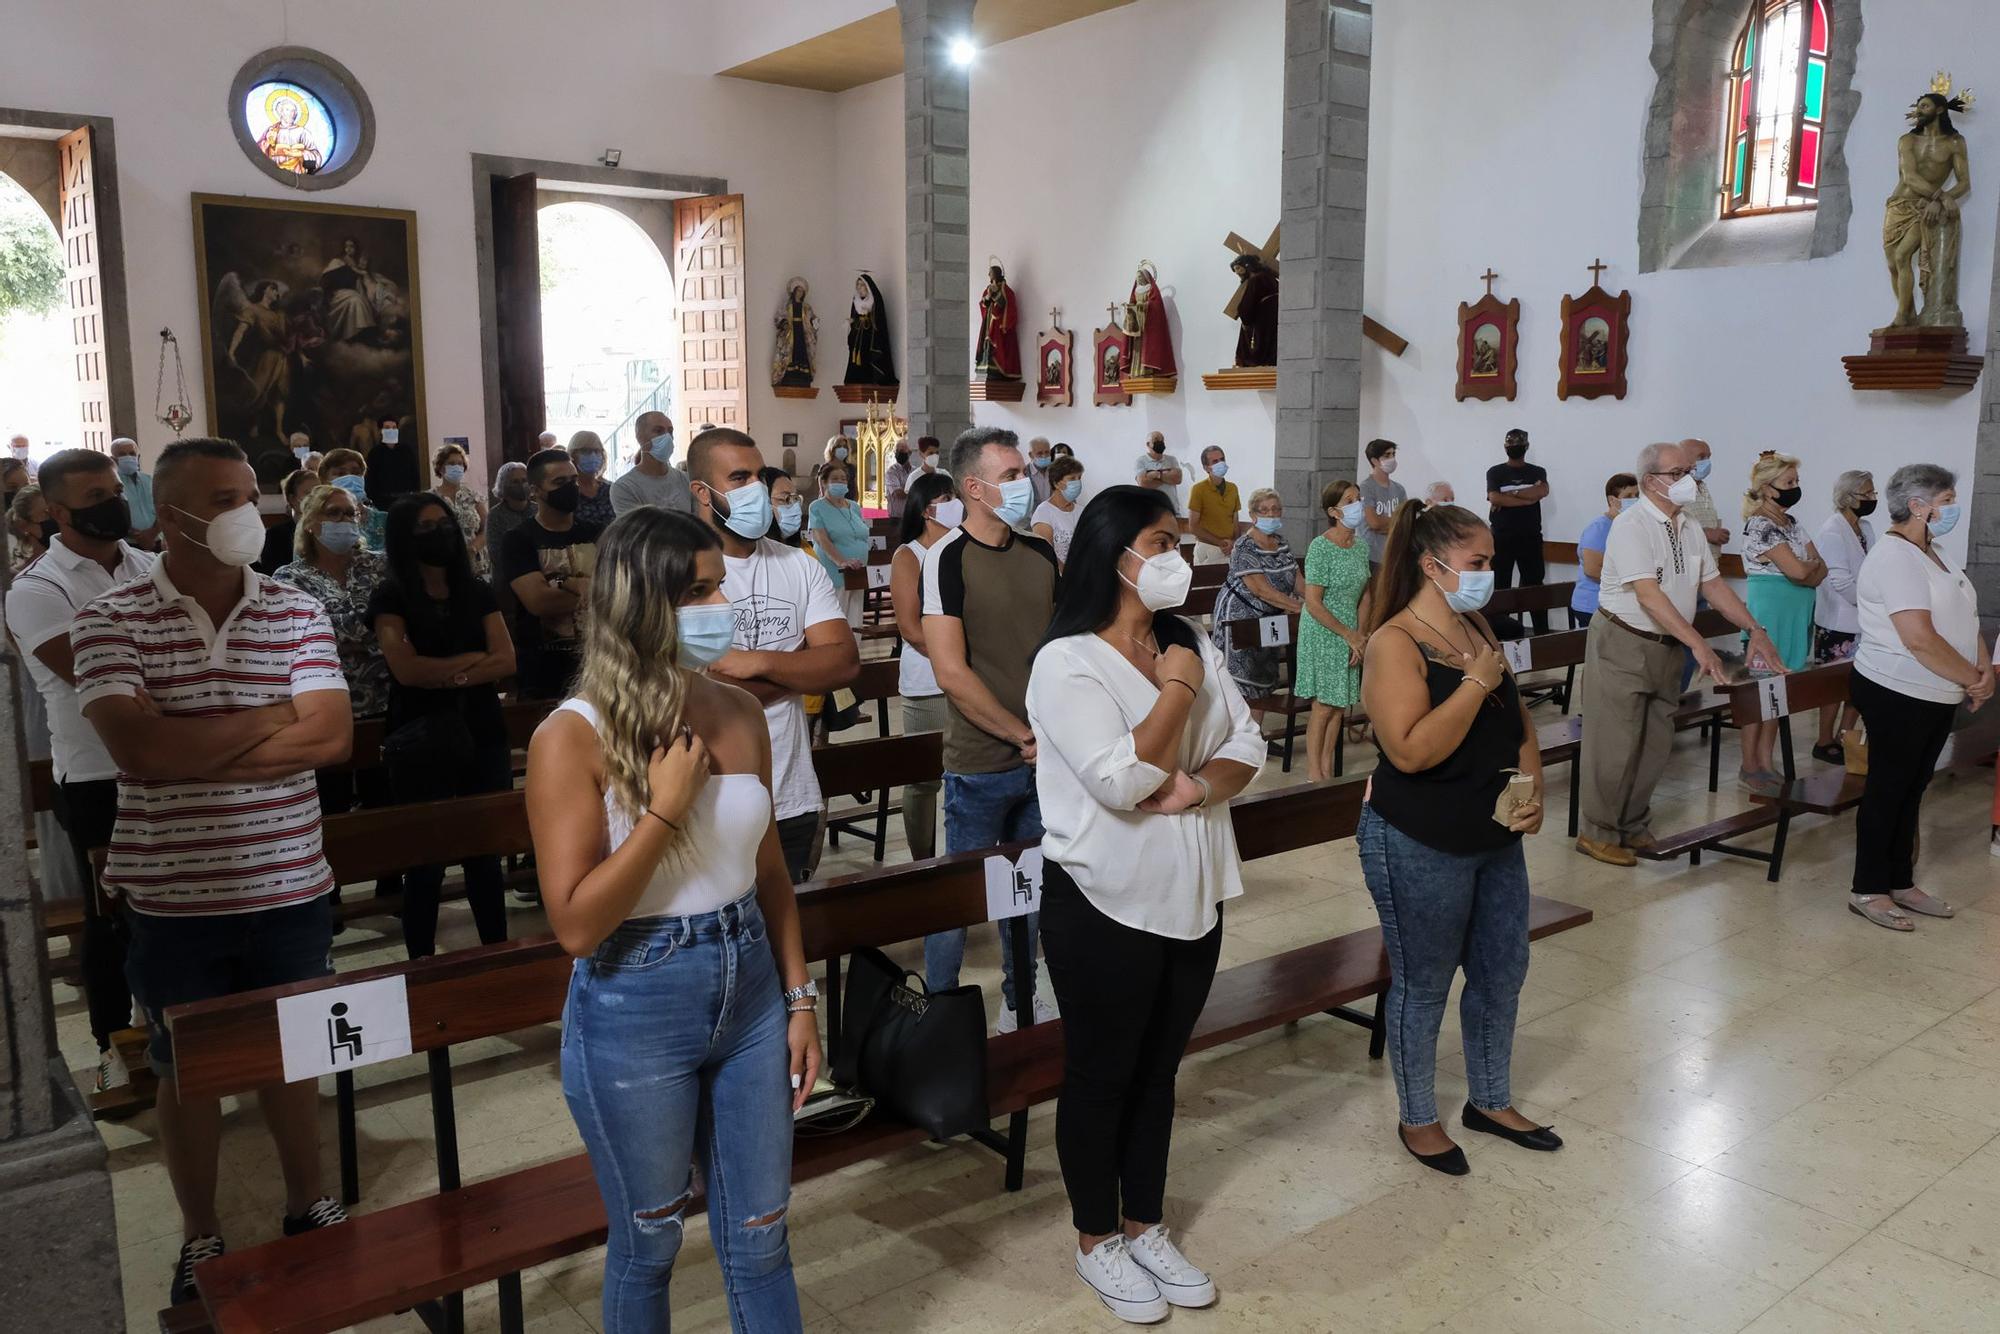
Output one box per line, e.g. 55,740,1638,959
1812,512,1872,635
1135,451,1182,513
1598,498,1719,631
4,538,155,782
1853,535,1980,704
722,538,846,820
1029,499,1080,565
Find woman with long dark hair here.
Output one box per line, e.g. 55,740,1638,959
759,465,805,548
892,471,960,859
1358,500,1555,1175
1026,484,1263,1323
367,495,517,957
527,507,820,1332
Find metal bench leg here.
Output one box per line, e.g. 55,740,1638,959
1367,991,1386,1060
1567,772,1580,839
1004,1109,1029,1192
1562,664,1577,714
872,785,889,862
1767,810,1790,883
1333,723,1345,778
496,1272,525,1334
335,1069,360,1206
1708,716,1722,793
825,956,843,1070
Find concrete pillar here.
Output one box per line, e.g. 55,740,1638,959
897,0,975,446
1276,0,1371,550
1966,197,2000,621
0,642,122,1327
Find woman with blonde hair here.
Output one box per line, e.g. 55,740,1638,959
527,507,820,1331
430,440,489,577
1297,478,1372,781
565,429,616,528
1737,451,1826,790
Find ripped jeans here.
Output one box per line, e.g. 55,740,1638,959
561,890,803,1333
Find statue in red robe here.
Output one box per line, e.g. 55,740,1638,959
975,265,1022,379
1121,264,1176,377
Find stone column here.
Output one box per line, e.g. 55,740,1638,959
0,643,122,1327
898,0,975,446
1276,0,1370,550
1966,198,2000,621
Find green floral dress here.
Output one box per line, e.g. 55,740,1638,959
1295,533,1369,707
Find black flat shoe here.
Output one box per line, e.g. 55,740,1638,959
1811,742,1846,766
1398,1123,1470,1176
1461,1103,1563,1151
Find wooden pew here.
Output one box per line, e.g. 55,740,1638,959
1545,539,1746,581
166,779,1593,1334
812,730,943,863
1485,580,1577,630
1225,612,1311,772
332,697,555,774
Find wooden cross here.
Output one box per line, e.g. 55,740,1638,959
1480,268,1499,297
1588,258,1608,286
1049,306,1061,329
1222,224,1281,317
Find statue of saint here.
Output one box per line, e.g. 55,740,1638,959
975,264,1022,379
844,274,898,386
772,277,818,387
1229,254,1280,367
1121,264,1176,377
1883,88,1972,329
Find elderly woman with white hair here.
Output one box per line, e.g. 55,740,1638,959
1845,463,1989,930
1810,469,1877,764
1212,486,1303,704
564,430,615,528
485,460,534,617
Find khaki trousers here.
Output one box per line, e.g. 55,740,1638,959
1578,616,1686,844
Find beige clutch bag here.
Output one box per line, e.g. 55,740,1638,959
1493,771,1536,826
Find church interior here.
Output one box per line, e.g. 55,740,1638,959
4,1,2000,1331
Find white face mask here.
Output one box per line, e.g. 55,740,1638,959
380,427,400,445
930,498,965,529
1379,456,1398,476
1664,473,1699,507
1123,547,1193,611
172,501,265,567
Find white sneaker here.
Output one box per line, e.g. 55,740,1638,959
1076,1236,1169,1324
994,993,1061,1034
1127,1225,1217,1308
95,1045,131,1094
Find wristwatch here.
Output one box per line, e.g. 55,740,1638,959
782,980,820,1006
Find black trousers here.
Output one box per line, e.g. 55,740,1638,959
1040,861,1221,1236
1492,531,1549,632
1849,670,1957,895
391,739,513,959
51,778,132,1049
777,810,824,885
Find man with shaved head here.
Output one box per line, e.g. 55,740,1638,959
1678,437,1730,564
611,409,692,515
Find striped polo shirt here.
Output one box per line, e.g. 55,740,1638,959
72,560,348,916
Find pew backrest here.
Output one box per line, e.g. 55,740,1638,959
1720,660,1851,728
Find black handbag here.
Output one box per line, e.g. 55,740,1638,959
833,946,988,1140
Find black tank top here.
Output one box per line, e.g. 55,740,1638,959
1369,623,1526,855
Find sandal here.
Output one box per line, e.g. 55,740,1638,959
1891,888,1956,919
1848,895,1915,932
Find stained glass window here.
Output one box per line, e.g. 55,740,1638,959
1720,0,1827,216
242,81,337,177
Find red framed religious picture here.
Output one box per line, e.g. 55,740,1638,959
1036,321,1074,407
1557,261,1631,401
1454,269,1519,402
1092,323,1132,406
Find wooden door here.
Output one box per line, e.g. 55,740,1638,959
58,126,111,454
671,194,746,437
491,171,545,466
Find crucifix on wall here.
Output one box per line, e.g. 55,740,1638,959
1219,224,1280,374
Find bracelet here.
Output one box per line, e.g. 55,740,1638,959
1189,773,1212,809
1459,674,1493,694
643,808,683,835
787,1003,817,1015
1166,677,1198,700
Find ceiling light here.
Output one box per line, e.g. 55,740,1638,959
948,36,976,68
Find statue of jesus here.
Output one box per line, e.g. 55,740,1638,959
1882,89,1972,329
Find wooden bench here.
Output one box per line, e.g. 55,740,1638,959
166,779,1592,1334
333,697,555,775
1225,612,1311,772
1545,539,1746,581
812,730,943,863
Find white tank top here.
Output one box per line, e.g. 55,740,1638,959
894,541,941,698
557,698,773,920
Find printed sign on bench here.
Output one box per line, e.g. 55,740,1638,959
870,535,888,551
1756,675,1790,721
866,562,892,590
984,847,1044,922
1503,639,1534,674
1257,615,1292,649
277,976,414,1083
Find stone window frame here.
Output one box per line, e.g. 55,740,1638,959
227,46,375,191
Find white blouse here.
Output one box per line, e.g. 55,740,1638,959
1853,537,1980,705
1812,512,1873,635
1026,630,1266,939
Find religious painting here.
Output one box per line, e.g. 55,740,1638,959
242,81,335,177
192,193,426,489
1557,273,1631,401
1037,322,1074,407
1092,323,1132,406
1454,286,1519,402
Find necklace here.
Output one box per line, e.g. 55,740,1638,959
1410,609,1475,661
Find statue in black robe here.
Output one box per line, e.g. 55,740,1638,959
844,274,898,385
1231,254,1280,367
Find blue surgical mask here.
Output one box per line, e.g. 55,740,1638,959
977,477,1036,527
1620,495,1640,511
1338,500,1365,529
834,446,850,462
1430,562,1495,614
115,454,141,478
675,604,738,667
1060,480,1082,503
775,501,803,537
1690,457,1712,482
648,433,674,464
332,475,368,502
292,446,311,463
827,482,849,499
316,520,361,554
1255,516,1284,535
574,452,604,477
443,463,466,484
1032,455,1051,469
1927,503,1961,538
1209,462,1229,480
709,478,770,540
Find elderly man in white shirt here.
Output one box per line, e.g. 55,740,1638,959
1576,440,1783,866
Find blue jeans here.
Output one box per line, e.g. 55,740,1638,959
560,892,802,1334
1357,806,1530,1126
928,766,1043,1013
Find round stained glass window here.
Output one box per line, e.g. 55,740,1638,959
229,48,374,190
242,81,338,178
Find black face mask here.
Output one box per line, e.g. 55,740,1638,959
412,528,461,567
38,517,60,543
895,448,909,463
543,479,581,514
64,494,132,542
1855,498,1878,517
1148,442,1165,455
1505,444,1528,459
1772,485,1802,509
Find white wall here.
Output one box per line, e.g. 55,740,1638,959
1364,0,1996,566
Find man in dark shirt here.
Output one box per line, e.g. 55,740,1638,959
500,448,601,698
1485,427,1551,632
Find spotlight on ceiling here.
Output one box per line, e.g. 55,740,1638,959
599,148,623,168
948,36,977,68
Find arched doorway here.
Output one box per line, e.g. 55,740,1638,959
537,201,674,474
0,170,72,463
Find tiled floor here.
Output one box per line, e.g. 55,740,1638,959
53,714,2000,1333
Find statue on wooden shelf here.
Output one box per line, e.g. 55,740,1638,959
975,264,1022,379
1883,76,1973,329
772,277,818,388
1121,262,1175,378
1229,253,1279,367
844,273,898,386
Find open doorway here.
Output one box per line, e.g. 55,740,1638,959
0,170,69,460
537,201,673,478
